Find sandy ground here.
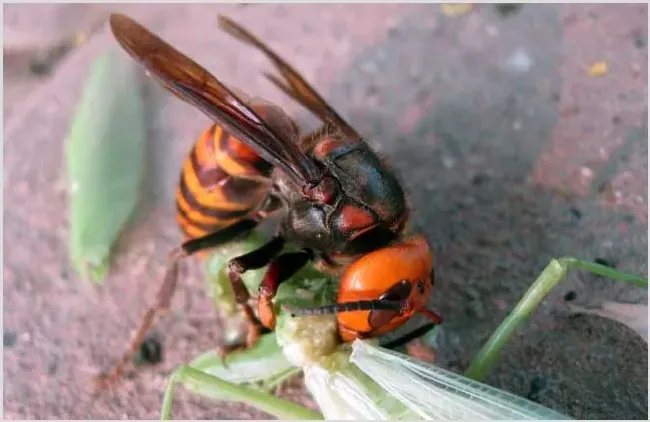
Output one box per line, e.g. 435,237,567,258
3,3,648,420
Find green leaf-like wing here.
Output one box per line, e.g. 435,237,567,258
66,48,146,283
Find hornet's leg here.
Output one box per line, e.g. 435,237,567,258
94,219,258,391
217,236,286,357
257,250,313,330
219,250,312,358
419,308,443,324
382,309,443,362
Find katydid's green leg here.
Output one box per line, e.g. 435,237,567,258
464,257,647,382
162,366,323,420
566,258,647,288
263,367,302,393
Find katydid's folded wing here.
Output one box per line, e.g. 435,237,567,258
347,340,572,420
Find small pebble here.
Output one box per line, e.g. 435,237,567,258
134,336,163,365
633,31,646,49
580,166,593,178
442,156,455,169
495,3,522,16
569,207,582,220
47,356,58,375
441,3,473,17
29,58,52,76
587,61,608,77
59,269,69,281
526,376,548,402
3,331,17,348
594,257,616,269
623,214,636,223
579,166,594,183
564,291,578,302
505,48,533,73
471,173,489,186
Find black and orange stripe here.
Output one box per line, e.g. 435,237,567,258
175,123,274,240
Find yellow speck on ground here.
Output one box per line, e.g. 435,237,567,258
441,3,474,17
73,32,87,47
588,61,609,77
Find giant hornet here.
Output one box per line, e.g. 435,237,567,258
98,13,442,387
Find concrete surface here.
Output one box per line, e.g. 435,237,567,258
3,3,648,420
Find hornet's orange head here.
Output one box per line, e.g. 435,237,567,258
335,235,434,342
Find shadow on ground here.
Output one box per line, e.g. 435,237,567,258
322,4,647,419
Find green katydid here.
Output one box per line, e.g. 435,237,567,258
160,232,647,419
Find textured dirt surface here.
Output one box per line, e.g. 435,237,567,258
3,3,648,420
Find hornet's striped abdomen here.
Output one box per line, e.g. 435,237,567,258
175,123,274,240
